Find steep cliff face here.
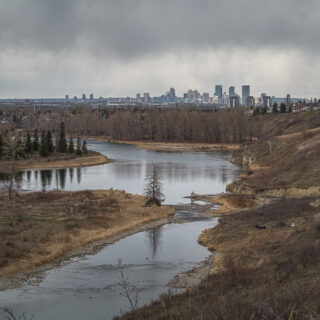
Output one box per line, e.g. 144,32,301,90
228,125,320,197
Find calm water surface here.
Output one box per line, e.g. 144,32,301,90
0,141,240,320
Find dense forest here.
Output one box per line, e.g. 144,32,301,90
3,106,320,144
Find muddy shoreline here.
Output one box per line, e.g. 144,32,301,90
0,216,175,291
0,152,112,172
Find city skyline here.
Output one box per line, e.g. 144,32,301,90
1,1,320,98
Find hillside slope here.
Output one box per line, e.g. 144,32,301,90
228,119,320,196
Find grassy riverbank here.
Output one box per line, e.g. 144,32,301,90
0,151,110,172
0,190,174,281
85,137,239,152
119,198,320,319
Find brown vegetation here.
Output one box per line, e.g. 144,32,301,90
228,115,320,196
0,151,109,172
0,190,174,279
119,198,320,320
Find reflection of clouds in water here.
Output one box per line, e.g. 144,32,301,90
144,162,237,184
113,161,143,179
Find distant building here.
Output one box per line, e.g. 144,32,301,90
246,96,255,107
286,94,291,104
230,95,241,107
262,96,272,108
65,95,69,100
143,93,150,103
229,86,235,97
242,85,250,106
215,85,223,98
73,96,77,101
90,94,94,100
203,92,210,103
82,94,87,101
169,88,176,101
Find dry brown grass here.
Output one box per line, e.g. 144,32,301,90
119,198,320,320
0,151,109,172
107,140,240,152
0,190,174,277
209,194,261,214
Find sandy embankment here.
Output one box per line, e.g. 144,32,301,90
0,190,174,289
86,137,240,152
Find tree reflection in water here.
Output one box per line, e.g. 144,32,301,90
146,226,163,258
69,168,74,183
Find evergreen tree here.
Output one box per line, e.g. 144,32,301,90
289,105,293,113
68,137,75,153
82,140,88,154
24,131,33,154
253,107,260,116
40,130,49,157
272,103,278,113
280,103,286,113
261,106,267,114
0,134,3,157
58,122,67,153
46,130,54,154
33,129,39,152
76,137,82,155
144,163,164,206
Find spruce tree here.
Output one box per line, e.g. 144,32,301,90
76,137,82,155
68,137,75,153
46,130,54,154
58,121,67,153
40,130,49,157
33,129,39,152
272,103,278,113
24,131,33,155
280,103,286,113
82,140,88,154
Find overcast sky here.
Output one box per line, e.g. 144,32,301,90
1,0,320,98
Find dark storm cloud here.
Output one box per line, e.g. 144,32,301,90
0,0,319,57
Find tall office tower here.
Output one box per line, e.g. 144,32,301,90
90,94,94,100
286,94,291,104
242,85,250,105
246,96,255,107
136,93,141,100
169,88,176,100
229,86,235,97
82,94,87,101
143,93,150,103
203,92,210,103
215,85,223,98
65,95,69,100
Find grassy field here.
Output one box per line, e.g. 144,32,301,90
0,190,174,279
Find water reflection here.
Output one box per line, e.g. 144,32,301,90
0,142,240,204
146,226,163,258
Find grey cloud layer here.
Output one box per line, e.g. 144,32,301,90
0,0,319,57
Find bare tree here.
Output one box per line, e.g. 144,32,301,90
0,307,33,320
117,260,140,316
144,163,164,206
1,127,25,200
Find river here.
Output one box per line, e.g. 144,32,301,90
0,141,240,320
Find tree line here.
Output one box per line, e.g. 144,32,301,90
0,122,88,160
19,107,259,144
